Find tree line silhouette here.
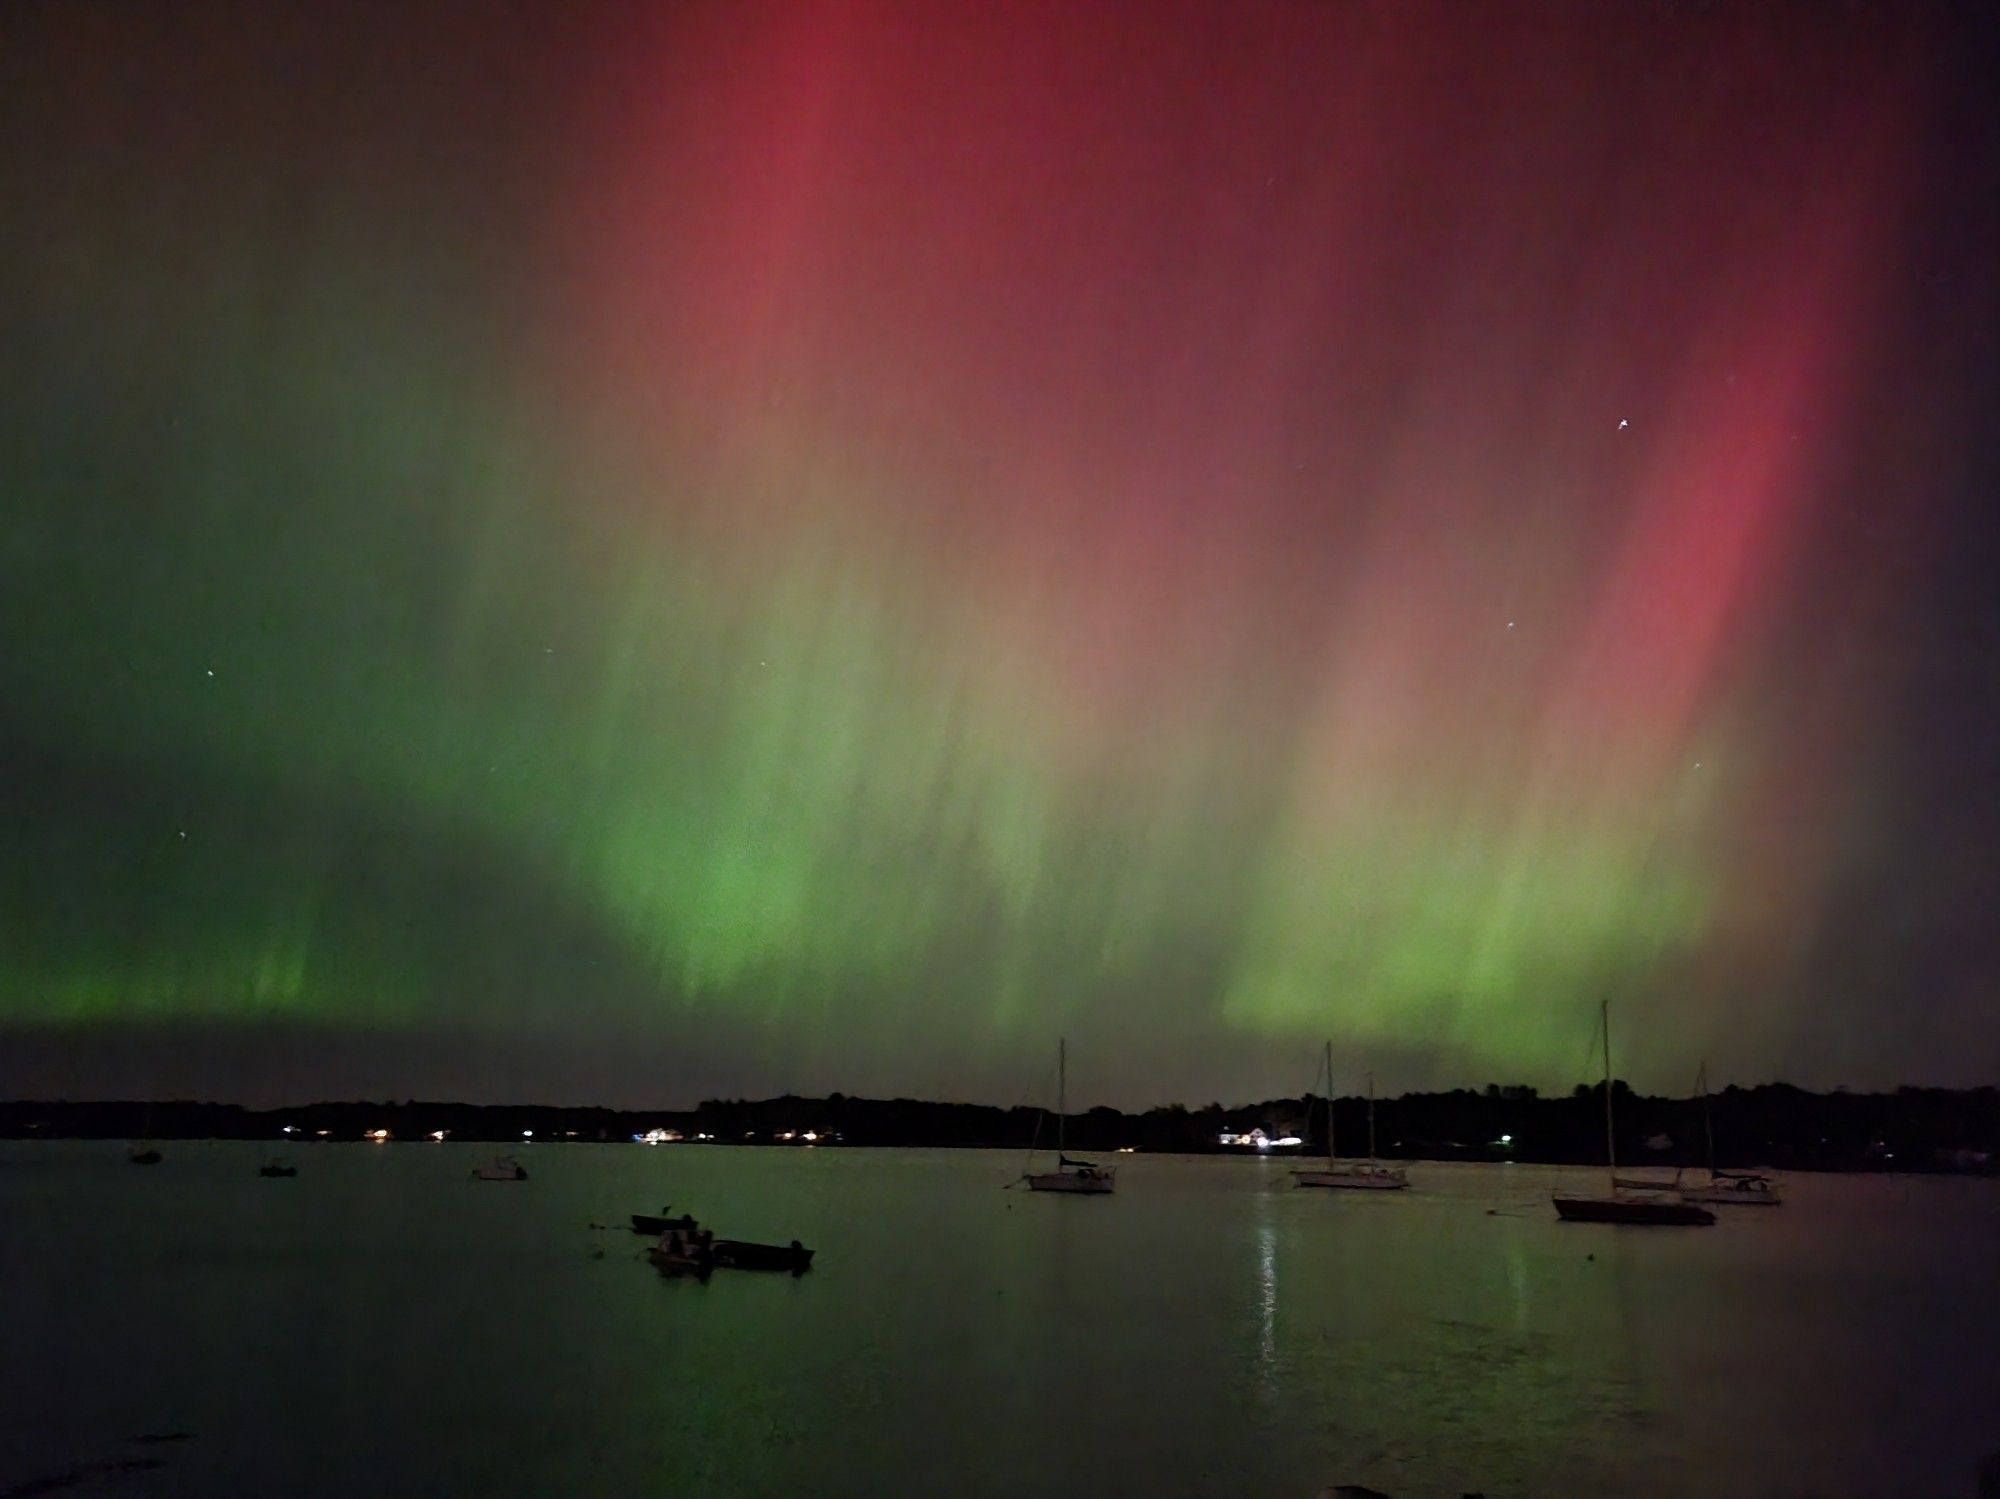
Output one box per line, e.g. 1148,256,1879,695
4,1081,1994,1172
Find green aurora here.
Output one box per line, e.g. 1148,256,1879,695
3,3,1997,1105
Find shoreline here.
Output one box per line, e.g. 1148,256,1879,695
5,1085,1993,1175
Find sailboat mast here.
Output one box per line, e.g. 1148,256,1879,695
1056,1037,1066,1158
1367,1072,1378,1162
1601,999,1617,1180
1324,1039,1336,1164
1700,1061,1715,1178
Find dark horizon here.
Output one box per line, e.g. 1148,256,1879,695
9,1071,2000,1119
4,1016,1994,1118
9,1074,1995,1177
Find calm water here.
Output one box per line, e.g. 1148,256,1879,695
3,1143,1996,1498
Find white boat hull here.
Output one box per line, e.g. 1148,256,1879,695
1681,1181,1782,1206
1025,1170,1115,1194
1615,1171,1783,1206
1293,1165,1408,1190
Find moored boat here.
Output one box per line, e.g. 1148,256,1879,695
1611,1174,1681,1193
631,1208,701,1236
1552,1001,1715,1228
128,1106,162,1165
1681,1169,1781,1207
711,1238,815,1274
1024,1156,1116,1194
1293,1044,1409,1191
650,1225,714,1279
258,1157,298,1178
1022,1039,1116,1195
1295,1161,1408,1190
1554,1191,1715,1226
471,1155,528,1181
1682,1066,1783,1206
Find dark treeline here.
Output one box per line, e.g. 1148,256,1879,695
3,1083,1996,1173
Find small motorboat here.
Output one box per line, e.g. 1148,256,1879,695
630,1207,700,1237
650,1226,714,1280
471,1155,528,1182
710,1238,814,1275
652,1247,711,1279
258,1157,299,1178
127,1145,163,1166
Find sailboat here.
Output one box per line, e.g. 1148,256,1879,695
1023,1038,1115,1194
1678,1063,1781,1207
1293,1042,1407,1190
127,1103,163,1166
1553,1002,1714,1226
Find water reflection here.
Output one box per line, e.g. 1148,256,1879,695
1252,1183,1278,1416
2,1147,1997,1498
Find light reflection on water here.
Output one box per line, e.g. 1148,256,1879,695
1253,1191,1278,1420
3,1143,1997,1498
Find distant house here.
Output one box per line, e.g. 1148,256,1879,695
1217,1126,1303,1150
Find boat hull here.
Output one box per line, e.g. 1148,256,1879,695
1025,1171,1115,1194
1293,1166,1407,1190
1611,1175,1682,1193
711,1239,814,1274
1680,1183,1782,1207
1553,1193,1715,1226
631,1212,701,1236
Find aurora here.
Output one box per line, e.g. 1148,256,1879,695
2,2,1996,1106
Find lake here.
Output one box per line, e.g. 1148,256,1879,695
3,1143,1996,1497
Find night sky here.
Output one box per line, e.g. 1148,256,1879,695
4,2,1998,1108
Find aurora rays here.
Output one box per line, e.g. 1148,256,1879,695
3,2,1997,1105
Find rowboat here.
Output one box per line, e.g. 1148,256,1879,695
710,1239,814,1274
